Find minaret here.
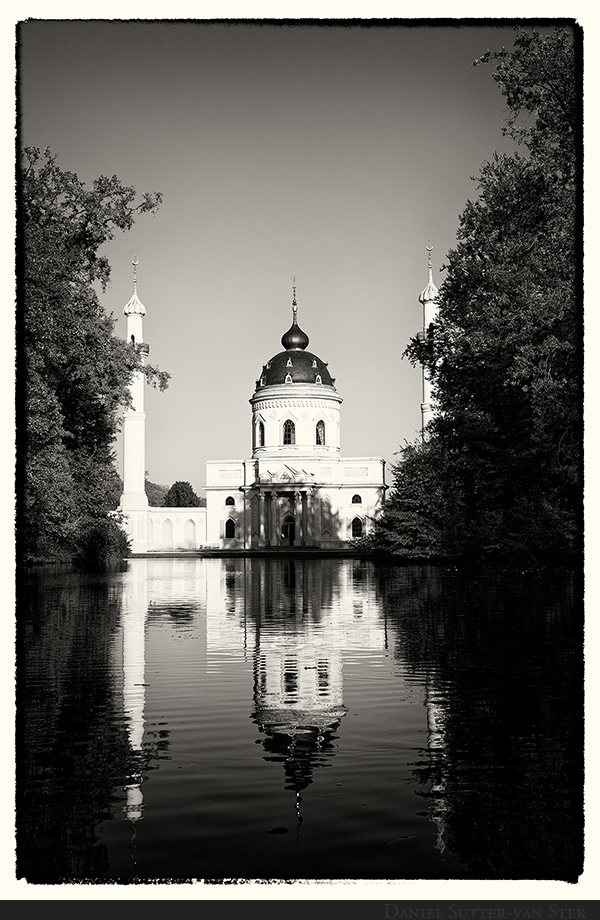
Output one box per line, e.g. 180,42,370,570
418,246,439,438
120,259,149,553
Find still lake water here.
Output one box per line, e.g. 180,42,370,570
17,557,583,884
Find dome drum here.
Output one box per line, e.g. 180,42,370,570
250,395,341,457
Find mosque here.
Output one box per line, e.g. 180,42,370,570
118,257,438,554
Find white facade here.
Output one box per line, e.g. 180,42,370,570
205,456,385,549
145,508,207,551
120,273,386,553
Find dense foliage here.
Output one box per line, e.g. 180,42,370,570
19,146,169,564
145,476,169,507
371,28,581,563
163,481,204,507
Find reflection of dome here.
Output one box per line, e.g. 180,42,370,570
253,708,346,794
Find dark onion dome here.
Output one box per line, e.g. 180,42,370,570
281,316,310,351
256,296,336,389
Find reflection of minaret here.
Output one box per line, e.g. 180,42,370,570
423,676,449,854
121,559,148,825
417,246,439,440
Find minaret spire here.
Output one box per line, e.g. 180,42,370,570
123,257,146,320
419,245,439,308
417,245,439,440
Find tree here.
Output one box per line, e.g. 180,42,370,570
145,474,169,507
163,481,203,507
19,146,169,563
375,27,581,563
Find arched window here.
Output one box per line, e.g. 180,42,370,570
225,496,235,506
283,420,296,445
315,374,322,384
352,517,363,538
162,518,173,548
258,421,265,447
130,334,135,344
225,519,235,538
352,494,362,504
184,519,196,548
316,420,325,445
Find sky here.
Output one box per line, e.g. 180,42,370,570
10,8,598,903
19,18,556,495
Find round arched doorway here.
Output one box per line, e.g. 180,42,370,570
281,514,295,546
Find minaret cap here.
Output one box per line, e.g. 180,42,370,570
419,246,439,305
123,259,146,316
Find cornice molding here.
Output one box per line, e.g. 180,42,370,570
251,397,342,411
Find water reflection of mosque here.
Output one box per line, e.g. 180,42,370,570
212,557,385,823
117,557,386,831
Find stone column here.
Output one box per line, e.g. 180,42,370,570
301,491,308,547
242,490,248,549
259,492,266,546
295,490,303,547
271,492,279,546
266,492,276,546
265,491,270,547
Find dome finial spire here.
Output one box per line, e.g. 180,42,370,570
292,274,298,323
281,275,309,350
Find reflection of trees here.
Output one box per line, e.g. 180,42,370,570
18,569,128,881
17,566,168,883
376,564,583,881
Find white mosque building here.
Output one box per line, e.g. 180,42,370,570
119,258,437,554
